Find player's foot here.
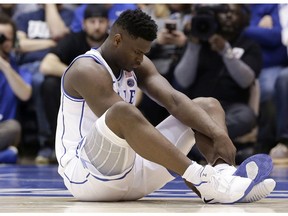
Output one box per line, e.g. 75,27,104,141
233,154,275,202
194,165,252,204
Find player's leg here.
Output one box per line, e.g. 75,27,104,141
105,101,192,176
191,97,236,166
105,101,254,203
191,97,275,202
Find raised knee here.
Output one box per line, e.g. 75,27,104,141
105,102,145,139
107,101,143,123
193,97,222,112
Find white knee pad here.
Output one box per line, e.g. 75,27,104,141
156,115,195,155
82,111,136,176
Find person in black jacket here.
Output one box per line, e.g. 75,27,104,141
173,4,262,163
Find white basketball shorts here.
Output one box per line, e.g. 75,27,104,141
60,112,195,201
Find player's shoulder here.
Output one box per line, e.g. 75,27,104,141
71,56,107,75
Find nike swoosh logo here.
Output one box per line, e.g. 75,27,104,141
203,197,214,203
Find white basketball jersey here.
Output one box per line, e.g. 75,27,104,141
55,48,138,170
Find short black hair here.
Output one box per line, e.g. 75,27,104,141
113,9,158,41
84,4,109,19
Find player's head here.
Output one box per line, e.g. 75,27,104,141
108,9,158,71
112,8,158,41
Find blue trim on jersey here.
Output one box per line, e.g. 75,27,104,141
60,93,67,168
63,157,134,184
117,69,123,81
80,157,134,182
64,171,89,184
61,54,103,101
79,101,85,139
89,165,133,182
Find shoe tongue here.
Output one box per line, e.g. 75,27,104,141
214,164,236,175
201,165,217,181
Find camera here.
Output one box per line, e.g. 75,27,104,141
165,22,177,33
0,33,7,44
190,4,228,41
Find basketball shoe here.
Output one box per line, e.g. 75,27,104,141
191,164,253,204
215,154,276,203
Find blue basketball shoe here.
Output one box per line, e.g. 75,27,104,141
233,154,276,202
192,165,253,204
214,154,275,203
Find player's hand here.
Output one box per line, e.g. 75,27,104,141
212,133,237,165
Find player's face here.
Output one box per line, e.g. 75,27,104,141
116,33,151,72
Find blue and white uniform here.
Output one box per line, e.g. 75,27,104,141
55,49,195,201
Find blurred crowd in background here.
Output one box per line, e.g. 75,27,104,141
0,3,287,166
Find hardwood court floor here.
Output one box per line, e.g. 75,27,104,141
0,163,287,214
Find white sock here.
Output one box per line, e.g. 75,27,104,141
182,161,204,185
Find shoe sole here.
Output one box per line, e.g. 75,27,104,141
241,178,276,202
232,154,273,203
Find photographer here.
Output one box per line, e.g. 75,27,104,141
173,4,262,163
0,13,32,163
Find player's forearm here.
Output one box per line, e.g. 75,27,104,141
168,91,226,140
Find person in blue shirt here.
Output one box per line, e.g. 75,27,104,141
243,4,288,163
0,13,32,163
15,4,74,156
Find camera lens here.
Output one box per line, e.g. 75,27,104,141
0,33,7,44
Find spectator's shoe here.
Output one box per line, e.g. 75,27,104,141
233,153,275,202
0,146,18,164
194,165,252,204
35,147,53,165
269,143,288,164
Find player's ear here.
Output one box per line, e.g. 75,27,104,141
113,34,122,46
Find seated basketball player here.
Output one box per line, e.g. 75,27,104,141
55,9,275,203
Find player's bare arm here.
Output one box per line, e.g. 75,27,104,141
63,57,123,117
136,56,227,140
136,56,236,164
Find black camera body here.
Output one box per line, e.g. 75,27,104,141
0,33,7,44
165,22,177,33
190,4,228,41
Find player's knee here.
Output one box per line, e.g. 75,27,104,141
108,101,143,123
193,97,222,112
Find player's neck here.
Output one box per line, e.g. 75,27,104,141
98,46,121,77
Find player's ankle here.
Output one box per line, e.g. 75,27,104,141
182,161,204,185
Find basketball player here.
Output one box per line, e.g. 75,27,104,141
55,9,275,203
